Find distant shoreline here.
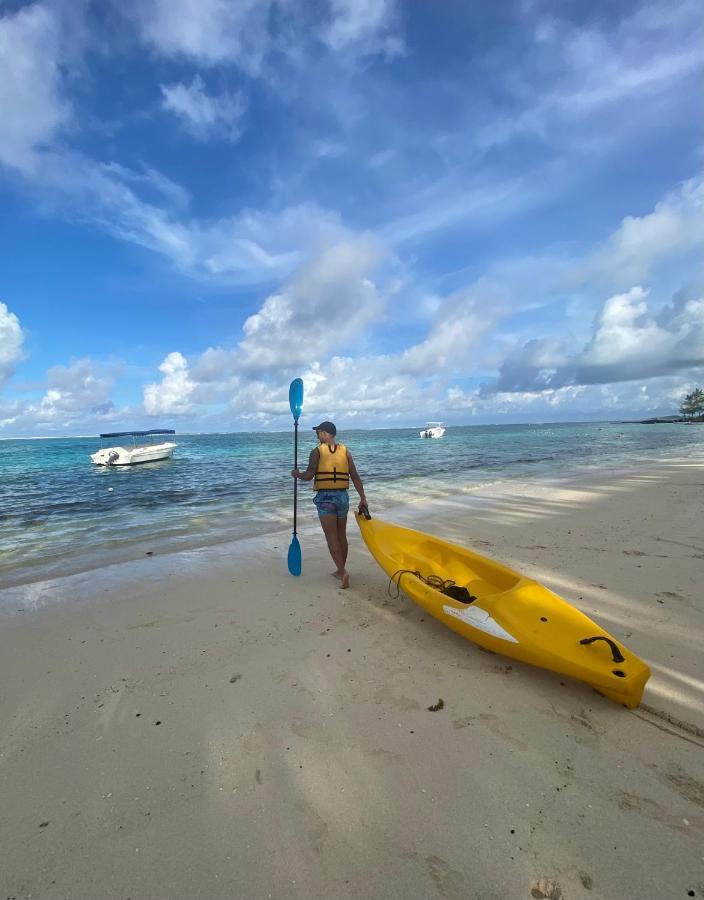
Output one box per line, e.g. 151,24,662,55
624,416,704,424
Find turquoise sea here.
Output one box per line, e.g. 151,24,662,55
1,422,703,588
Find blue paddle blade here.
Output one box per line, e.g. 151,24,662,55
287,535,302,576
289,378,304,422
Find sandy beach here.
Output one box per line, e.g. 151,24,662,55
1,459,702,900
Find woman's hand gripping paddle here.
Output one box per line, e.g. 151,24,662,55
287,378,304,576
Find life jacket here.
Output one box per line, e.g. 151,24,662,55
314,442,350,491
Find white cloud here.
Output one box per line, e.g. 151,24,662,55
577,287,704,380
27,152,348,284
143,352,196,415
379,170,550,249
216,355,438,428
140,271,503,426
551,17,702,115
0,3,70,173
323,0,403,57
446,375,704,422
576,176,704,287
398,280,506,376
131,0,278,73
581,287,655,366
475,0,704,153
489,285,704,393
236,235,389,373
161,75,246,141
132,0,402,71
30,359,118,425
0,302,24,386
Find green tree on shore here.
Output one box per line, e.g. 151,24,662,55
679,387,704,420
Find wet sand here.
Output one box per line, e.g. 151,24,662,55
0,460,702,899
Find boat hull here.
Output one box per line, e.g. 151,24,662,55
91,442,177,466
355,513,650,708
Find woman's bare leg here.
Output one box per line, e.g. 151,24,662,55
337,516,349,568
319,514,348,586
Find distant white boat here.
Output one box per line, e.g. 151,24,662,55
91,430,177,466
419,422,446,438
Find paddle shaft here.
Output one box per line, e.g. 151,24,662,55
293,420,299,535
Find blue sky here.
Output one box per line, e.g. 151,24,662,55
1,0,703,436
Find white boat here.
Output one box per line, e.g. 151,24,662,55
91,430,177,466
419,421,446,438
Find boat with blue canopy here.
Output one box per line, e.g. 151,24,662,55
90,430,177,466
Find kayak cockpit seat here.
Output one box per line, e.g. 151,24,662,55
442,583,476,603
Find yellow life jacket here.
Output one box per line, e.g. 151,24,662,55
314,442,350,491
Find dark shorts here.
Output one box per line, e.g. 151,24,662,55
314,490,349,519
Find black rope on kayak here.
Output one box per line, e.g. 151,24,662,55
388,569,477,604
387,569,421,598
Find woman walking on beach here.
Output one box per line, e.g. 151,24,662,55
291,421,367,589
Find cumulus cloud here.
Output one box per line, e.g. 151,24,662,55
0,302,24,387
143,352,196,415
575,287,704,383
135,234,432,422
488,285,704,394
161,75,246,141
30,359,118,426
236,235,389,373
131,0,276,73
398,279,506,376
0,3,71,173
214,355,438,429
142,270,502,426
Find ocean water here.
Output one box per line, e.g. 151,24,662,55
1,422,703,588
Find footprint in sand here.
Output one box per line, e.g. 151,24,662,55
649,762,704,808
656,591,687,603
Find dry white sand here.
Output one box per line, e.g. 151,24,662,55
1,460,702,900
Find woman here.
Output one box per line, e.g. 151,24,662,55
291,420,367,588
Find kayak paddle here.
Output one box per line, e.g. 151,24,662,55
287,378,304,576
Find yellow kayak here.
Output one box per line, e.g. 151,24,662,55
355,509,650,708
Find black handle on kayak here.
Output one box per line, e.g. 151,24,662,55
579,635,625,664
358,503,372,520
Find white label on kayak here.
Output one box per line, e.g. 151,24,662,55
442,604,519,643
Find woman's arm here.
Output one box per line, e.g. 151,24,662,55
291,448,319,481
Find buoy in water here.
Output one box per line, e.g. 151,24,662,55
108,487,114,492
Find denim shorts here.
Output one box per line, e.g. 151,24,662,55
314,489,350,519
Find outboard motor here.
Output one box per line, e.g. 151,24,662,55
106,450,120,466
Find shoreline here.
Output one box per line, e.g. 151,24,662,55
1,452,699,593
1,458,702,899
